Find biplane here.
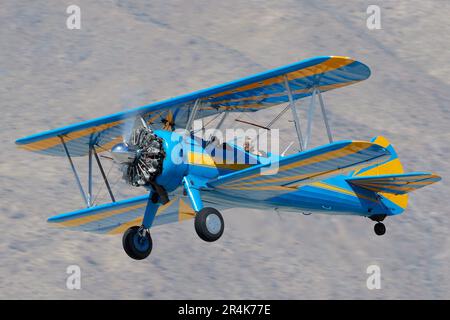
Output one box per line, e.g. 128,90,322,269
16,56,441,260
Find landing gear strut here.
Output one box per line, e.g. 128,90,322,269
195,207,224,242
122,226,153,260
369,214,386,236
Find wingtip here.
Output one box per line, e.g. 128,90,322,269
15,137,24,145
431,173,442,182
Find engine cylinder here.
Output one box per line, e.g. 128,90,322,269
111,127,187,193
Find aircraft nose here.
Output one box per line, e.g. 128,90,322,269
111,143,136,164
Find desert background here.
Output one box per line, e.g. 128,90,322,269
1,0,449,299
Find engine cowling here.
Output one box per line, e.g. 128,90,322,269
111,127,187,194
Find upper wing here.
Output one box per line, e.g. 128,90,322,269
15,56,370,157
346,172,441,195
47,195,196,234
206,140,390,200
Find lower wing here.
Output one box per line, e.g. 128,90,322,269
206,140,391,200
47,195,195,234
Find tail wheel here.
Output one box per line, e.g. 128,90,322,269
122,226,153,260
195,207,224,242
374,222,386,236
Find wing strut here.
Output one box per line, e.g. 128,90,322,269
283,76,304,151
60,136,118,207
93,148,116,203
88,145,93,207
60,136,89,207
186,98,201,134
304,87,334,149
304,88,317,149
318,90,333,143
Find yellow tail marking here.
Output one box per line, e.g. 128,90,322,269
373,136,391,148
354,136,408,209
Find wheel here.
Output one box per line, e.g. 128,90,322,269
122,226,153,260
194,207,224,242
374,222,386,236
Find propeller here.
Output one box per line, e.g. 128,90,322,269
111,116,169,203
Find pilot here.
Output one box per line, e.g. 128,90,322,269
243,137,251,153
244,137,263,156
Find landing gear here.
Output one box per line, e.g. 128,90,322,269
374,222,386,236
122,226,153,260
195,207,224,242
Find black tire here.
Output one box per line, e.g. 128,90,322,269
374,222,386,236
122,226,153,260
195,207,224,242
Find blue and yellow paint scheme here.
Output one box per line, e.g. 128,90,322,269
15,56,370,157
44,132,440,233
15,56,441,236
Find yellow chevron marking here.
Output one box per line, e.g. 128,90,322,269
373,136,391,148
380,193,408,209
353,136,408,209
356,158,404,177
354,157,408,209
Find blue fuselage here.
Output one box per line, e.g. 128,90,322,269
153,130,403,218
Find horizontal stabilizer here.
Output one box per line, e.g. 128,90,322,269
47,195,195,234
347,172,441,195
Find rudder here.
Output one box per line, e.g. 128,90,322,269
351,136,408,211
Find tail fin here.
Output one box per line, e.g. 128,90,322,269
351,136,408,210
352,136,404,177
350,136,441,212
